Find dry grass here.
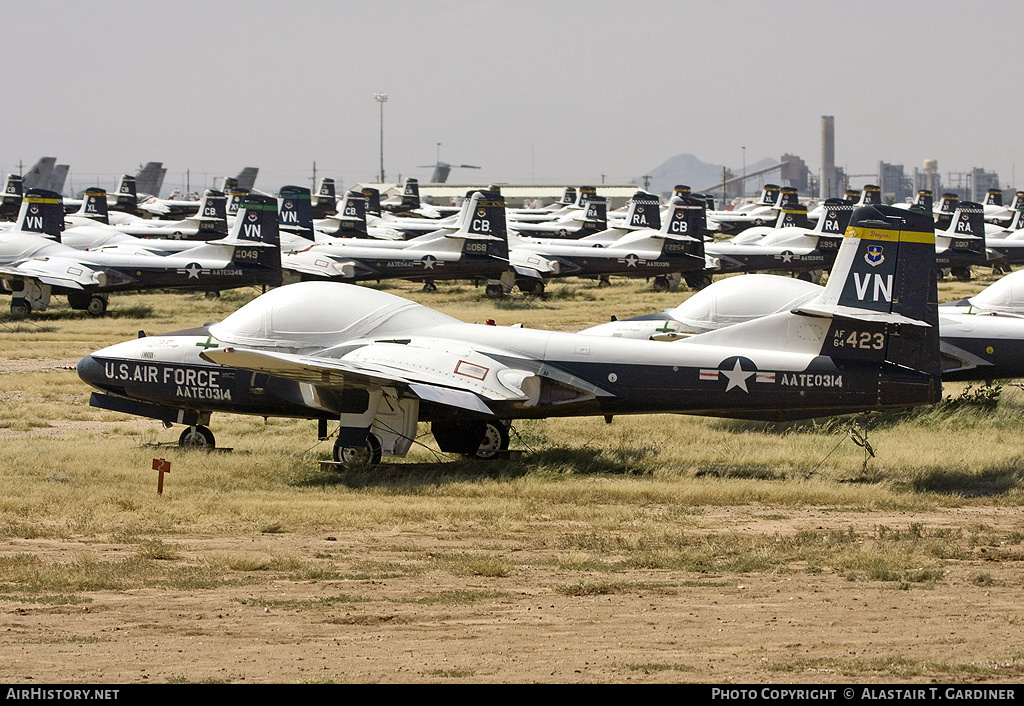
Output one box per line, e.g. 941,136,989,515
0,271,1021,589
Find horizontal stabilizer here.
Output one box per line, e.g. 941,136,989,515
794,303,931,327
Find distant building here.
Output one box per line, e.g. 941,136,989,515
780,154,809,194
878,162,914,204
971,168,1000,203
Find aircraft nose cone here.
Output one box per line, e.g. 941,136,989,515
77,354,107,389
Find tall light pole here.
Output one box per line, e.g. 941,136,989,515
374,92,388,183
741,146,746,198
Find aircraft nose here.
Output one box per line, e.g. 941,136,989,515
77,354,107,389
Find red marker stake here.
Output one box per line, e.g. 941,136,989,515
152,458,171,495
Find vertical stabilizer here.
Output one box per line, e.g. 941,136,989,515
16,189,65,240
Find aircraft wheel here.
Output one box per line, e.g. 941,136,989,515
422,281,438,293
179,425,215,450
950,266,972,282
471,421,510,460
9,299,29,317
485,284,505,298
519,280,545,296
205,291,221,300
597,276,611,288
653,276,671,292
86,296,107,317
684,273,713,290
333,433,382,467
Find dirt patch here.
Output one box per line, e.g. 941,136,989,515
1,505,1022,684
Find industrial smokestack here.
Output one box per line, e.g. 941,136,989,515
820,116,835,199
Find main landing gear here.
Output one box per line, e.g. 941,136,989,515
178,425,216,449
431,419,510,460
333,432,383,466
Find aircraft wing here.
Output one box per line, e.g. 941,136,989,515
200,347,416,388
199,346,517,415
0,258,133,289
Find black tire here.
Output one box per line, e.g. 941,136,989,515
178,425,215,450
485,284,505,298
422,281,438,293
950,266,972,282
471,421,510,460
66,291,90,310
653,276,670,292
333,433,382,467
9,299,29,317
519,279,545,296
205,291,221,300
684,273,713,290
86,296,107,317
432,419,510,459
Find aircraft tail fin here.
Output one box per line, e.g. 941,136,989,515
1010,191,1024,211
758,184,781,206
48,165,69,195
658,195,706,264
193,190,228,236
16,188,65,240
452,190,508,260
944,201,985,237
311,177,337,218
135,161,166,198
226,188,249,217
774,204,810,229
773,186,801,210
913,190,933,210
221,193,281,277
623,191,661,230
400,178,420,210
856,185,882,206
79,188,109,223
112,175,138,211
572,186,597,209
1,174,23,218
576,196,607,236
813,198,855,236
985,189,1003,206
1007,207,1024,232
278,186,314,241
235,167,259,191
329,191,368,236
808,204,939,375
360,187,382,217
22,158,55,190
558,186,576,206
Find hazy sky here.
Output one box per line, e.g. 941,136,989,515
2,0,1020,195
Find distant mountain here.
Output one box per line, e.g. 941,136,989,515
635,153,778,199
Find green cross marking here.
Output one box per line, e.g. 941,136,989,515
195,336,218,350
655,321,676,334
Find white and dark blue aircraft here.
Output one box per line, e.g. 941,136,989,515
62,188,229,250
583,239,1024,384
0,189,281,316
509,195,711,294
281,190,513,294
704,199,855,278
78,203,942,463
